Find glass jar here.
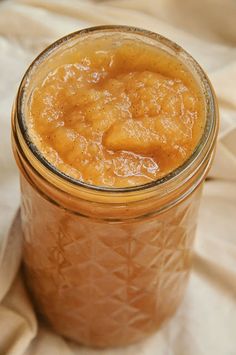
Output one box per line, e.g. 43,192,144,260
12,26,218,348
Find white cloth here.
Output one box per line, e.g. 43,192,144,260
0,1,236,354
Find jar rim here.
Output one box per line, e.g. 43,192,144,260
14,25,218,198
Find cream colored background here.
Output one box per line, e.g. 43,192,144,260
0,0,236,354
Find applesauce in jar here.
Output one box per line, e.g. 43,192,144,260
27,33,204,187
12,26,218,348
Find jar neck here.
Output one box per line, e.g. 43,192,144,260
12,26,219,218
12,109,217,220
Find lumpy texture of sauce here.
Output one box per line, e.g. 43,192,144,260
28,38,205,187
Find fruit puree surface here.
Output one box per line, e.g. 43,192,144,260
27,36,205,187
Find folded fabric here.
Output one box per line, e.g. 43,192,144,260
0,1,236,354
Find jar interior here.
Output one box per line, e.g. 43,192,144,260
17,27,216,194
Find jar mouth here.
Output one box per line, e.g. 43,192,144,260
15,25,218,195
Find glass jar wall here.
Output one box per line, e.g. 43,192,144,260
12,26,218,348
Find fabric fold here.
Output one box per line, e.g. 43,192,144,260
0,0,236,354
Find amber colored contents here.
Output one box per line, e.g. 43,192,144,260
27,37,205,187
21,173,202,348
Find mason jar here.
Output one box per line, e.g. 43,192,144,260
12,26,219,348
